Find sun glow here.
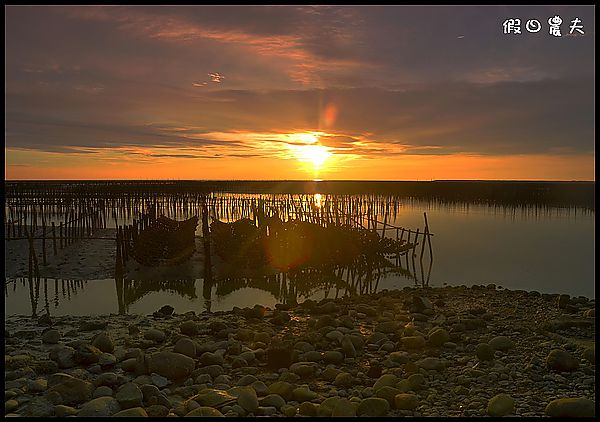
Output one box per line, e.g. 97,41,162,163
287,132,332,171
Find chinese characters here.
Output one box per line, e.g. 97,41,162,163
503,16,585,36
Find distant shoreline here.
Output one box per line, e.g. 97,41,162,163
4,180,595,210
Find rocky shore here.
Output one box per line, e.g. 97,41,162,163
4,285,595,417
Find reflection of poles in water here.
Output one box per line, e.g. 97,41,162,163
54,279,59,308
43,278,50,316
202,200,213,313
202,276,212,313
115,276,125,315
28,275,36,317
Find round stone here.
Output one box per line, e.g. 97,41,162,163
545,398,595,417
42,329,60,344
357,397,390,416
394,393,419,410
476,343,495,361
487,393,515,416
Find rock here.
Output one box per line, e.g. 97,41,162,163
323,350,344,364
416,357,445,371
583,308,595,318
93,385,114,398
121,358,137,372
78,397,121,416
373,374,398,391
476,343,495,361
582,346,595,364
116,382,143,409
80,320,108,331
375,321,399,333
389,351,409,364
237,388,259,413
401,336,426,350
341,335,357,358
21,397,55,417
428,328,450,347
48,374,94,405
147,351,195,380
289,363,316,378
151,373,169,388
146,405,170,417
281,404,297,417
5,399,19,413
303,351,322,362
179,321,199,336
42,329,60,344
489,336,514,351
299,402,318,416
114,407,148,417
195,364,224,378
375,386,401,406
317,301,338,314
30,378,48,392
266,341,293,369
487,393,515,416
96,372,119,387
270,311,291,326
38,313,53,326
412,295,433,312
407,373,426,390
267,382,294,401
128,325,140,336
54,405,78,417
174,338,196,358
144,329,166,343
545,398,595,417
546,349,579,372
49,345,76,369
184,407,224,417
92,332,115,353
357,397,390,416
99,353,117,367
394,393,419,410
73,344,103,365
321,367,342,382
199,351,224,366
253,332,271,344
367,363,382,379
292,386,318,402
368,331,388,345
557,294,571,309
156,305,174,316
260,394,286,409
190,389,236,408
332,399,356,416
32,359,59,375
334,372,354,387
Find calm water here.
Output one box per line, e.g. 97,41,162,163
4,197,595,316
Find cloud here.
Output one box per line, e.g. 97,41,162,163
5,5,594,174
208,72,224,83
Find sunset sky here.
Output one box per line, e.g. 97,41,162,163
5,5,595,180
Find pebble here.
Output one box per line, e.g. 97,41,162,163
3,287,595,418
41,329,60,344
487,393,515,416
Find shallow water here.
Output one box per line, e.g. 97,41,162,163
4,195,594,316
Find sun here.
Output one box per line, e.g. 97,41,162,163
287,132,332,171
295,144,331,168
